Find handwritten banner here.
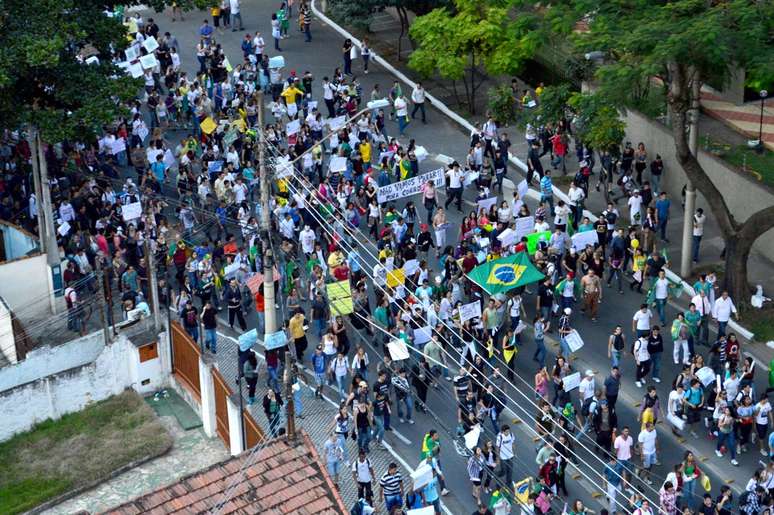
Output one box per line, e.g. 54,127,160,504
377,167,444,204
459,301,482,323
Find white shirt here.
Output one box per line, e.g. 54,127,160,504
712,296,736,322
579,377,595,401
633,309,653,331
667,390,682,416
411,87,426,104
690,294,711,316
496,431,515,460
628,194,642,220
755,401,771,425
447,168,462,189
373,263,387,286
323,82,334,100
614,435,633,460
300,229,316,254
637,428,657,455
693,213,706,236
394,97,408,116
568,187,585,207
633,338,650,362
229,0,240,14
253,35,265,53
352,458,373,482
654,278,669,300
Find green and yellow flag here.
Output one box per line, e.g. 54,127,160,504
466,252,545,295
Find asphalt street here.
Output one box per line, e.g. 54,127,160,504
135,2,769,513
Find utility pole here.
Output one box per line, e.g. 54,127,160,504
27,128,47,255
144,207,162,332
680,78,700,277
33,130,62,315
257,90,277,338
284,351,296,440
96,260,110,346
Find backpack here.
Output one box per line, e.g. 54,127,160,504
185,309,197,327
581,396,596,417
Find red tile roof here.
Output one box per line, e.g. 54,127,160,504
101,431,347,515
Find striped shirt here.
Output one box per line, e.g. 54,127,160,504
540,176,553,198
379,471,403,496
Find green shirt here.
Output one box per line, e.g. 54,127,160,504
683,310,701,337
374,306,390,329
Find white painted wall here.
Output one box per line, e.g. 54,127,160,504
0,298,16,365
0,330,170,442
0,223,38,261
0,253,53,314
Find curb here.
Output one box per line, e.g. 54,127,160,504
309,0,761,344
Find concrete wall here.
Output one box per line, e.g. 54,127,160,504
0,298,16,365
0,329,170,442
0,253,52,313
622,109,774,259
0,223,38,261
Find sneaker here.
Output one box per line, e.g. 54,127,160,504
653,377,661,383
635,381,642,388
399,418,405,423
645,479,653,485
441,488,450,496
445,376,452,381
731,459,739,466
409,419,415,424
715,450,723,457
762,450,768,457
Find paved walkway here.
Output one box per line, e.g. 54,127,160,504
701,90,774,150
43,415,228,514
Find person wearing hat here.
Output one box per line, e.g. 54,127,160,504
557,307,574,359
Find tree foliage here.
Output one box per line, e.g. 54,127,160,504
408,0,544,112
548,0,774,303
567,93,625,153
0,0,147,142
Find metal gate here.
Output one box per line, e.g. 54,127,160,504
211,368,231,447
243,410,265,448
171,321,201,401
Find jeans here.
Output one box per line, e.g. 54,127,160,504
357,428,371,452
397,394,414,421
304,24,311,42
314,318,326,338
684,479,697,509
205,328,217,351
651,351,662,380
610,349,622,368
533,337,547,368
274,37,281,51
231,12,243,29
636,359,651,382
344,56,352,75
541,195,555,216
717,431,736,459
256,311,265,336
294,387,303,416
651,174,661,195
654,299,667,325
373,416,385,444
337,434,349,462
336,375,347,399
607,268,623,291
398,114,409,135
698,316,710,346
658,218,668,240
411,102,426,122
185,325,200,345
267,365,280,392
718,320,728,337
499,458,513,488
692,235,702,262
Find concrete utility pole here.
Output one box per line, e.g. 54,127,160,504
257,90,277,337
36,133,60,270
28,128,47,255
680,79,701,277
96,260,110,346
144,207,162,332
284,351,296,440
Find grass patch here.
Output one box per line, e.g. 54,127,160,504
704,138,774,188
744,304,774,343
0,390,173,514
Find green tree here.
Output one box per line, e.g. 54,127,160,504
567,93,625,153
408,0,544,114
550,0,774,305
0,0,145,143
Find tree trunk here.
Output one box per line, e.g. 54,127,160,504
667,62,774,307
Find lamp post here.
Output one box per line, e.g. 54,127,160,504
756,89,768,154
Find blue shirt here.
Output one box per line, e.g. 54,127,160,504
200,24,213,38
423,477,439,503
656,198,671,220
540,176,553,198
151,161,165,182
768,433,774,456
605,462,623,486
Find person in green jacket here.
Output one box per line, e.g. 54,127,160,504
683,303,701,358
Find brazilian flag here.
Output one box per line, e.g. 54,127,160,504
466,252,545,295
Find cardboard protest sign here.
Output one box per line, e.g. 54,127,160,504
377,168,444,204
459,301,482,322
327,280,353,315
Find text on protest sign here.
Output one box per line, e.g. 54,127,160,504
459,301,482,323
377,168,445,204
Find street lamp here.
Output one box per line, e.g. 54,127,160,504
757,89,768,154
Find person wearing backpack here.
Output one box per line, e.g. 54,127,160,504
64,283,81,333
352,449,375,506
608,325,626,368
633,336,651,388
579,388,601,436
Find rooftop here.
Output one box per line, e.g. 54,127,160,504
101,431,347,515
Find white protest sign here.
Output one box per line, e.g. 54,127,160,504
136,126,149,142
385,256,395,271
377,167,445,204
285,119,300,135
307,101,318,111
127,62,144,78
223,262,240,279
514,216,535,240
463,171,479,187
696,366,715,387
407,507,435,515
163,149,176,169
517,179,529,199
142,36,159,53
111,138,126,155
571,230,599,250
563,371,581,392
497,228,516,248
121,201,142,222
275,156,293,178
414,145,428,162
464,424,481,450
268,55,285,68
57,221,71,237
327,116,346,131
564,330,585,353
402,259,419,277
411,463,434,491
477,197,497,213
125,45,140,61
459,301,482,323
387,339,410,361
329,156,348,173
139,53,158,70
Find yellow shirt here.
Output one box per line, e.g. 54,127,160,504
633,255,646,272
289,315,306,339
359,142,372,163
281,86,303,105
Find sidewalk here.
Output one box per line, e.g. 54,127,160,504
701,90,774,150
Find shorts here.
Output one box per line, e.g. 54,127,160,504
757,423,768,440
642,452,657,468
327,460,340,477
471,478,482,485
385,494,403,511
686,407,700,424
315,372,325,387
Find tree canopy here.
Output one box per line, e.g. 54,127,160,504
0,0,144,142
